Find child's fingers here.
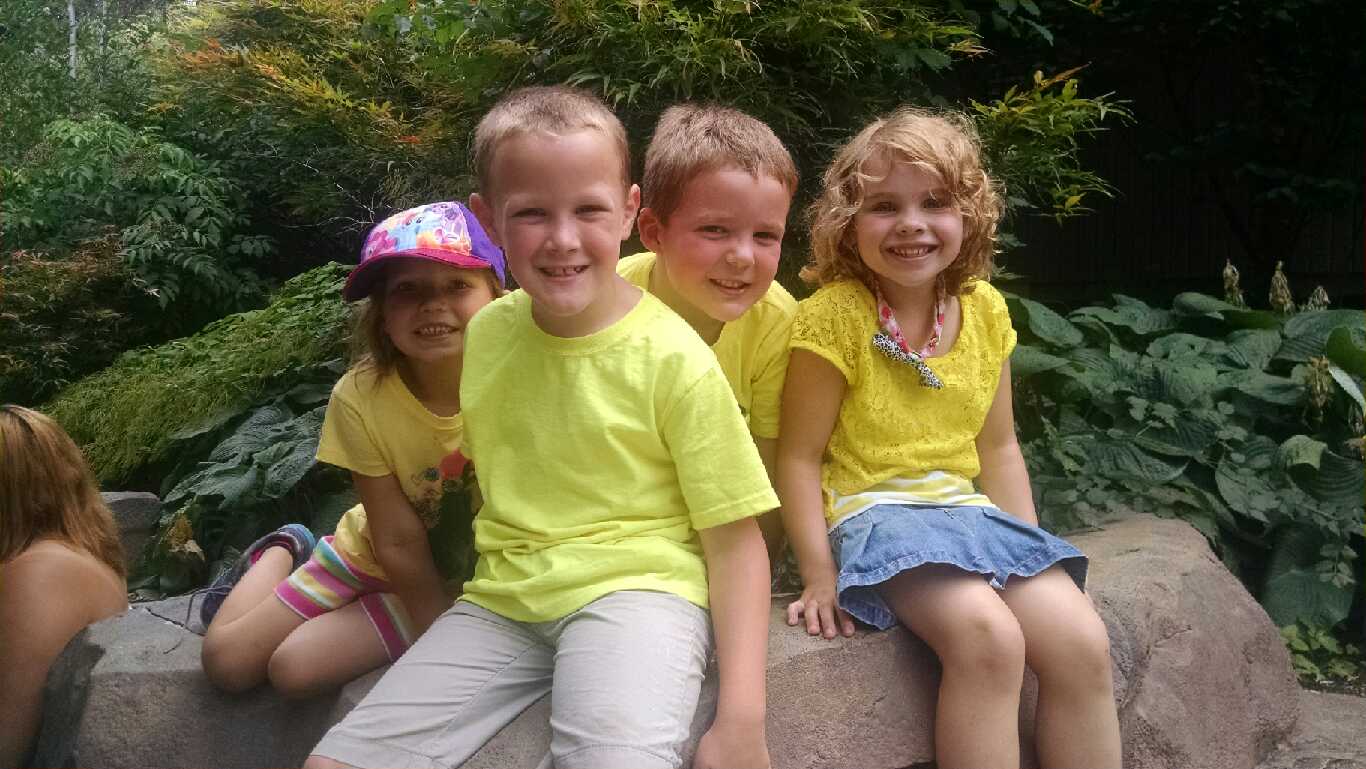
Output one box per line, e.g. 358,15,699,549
806,600,825,637
785,599,804,627
837,607,856,637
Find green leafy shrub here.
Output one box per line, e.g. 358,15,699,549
2,117,272,318
0,238,162,404
1281,621,1362,684
1011,290,1365,630
45,262,352,487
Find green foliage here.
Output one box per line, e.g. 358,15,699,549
44,263,352,486
0,239,163,404
1281,621,1362,684
367,0,1127,222
1013,290,1365,630
2,116,271,317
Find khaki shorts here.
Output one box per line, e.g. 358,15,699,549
312,590,711,769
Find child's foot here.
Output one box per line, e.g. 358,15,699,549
199,524,317,626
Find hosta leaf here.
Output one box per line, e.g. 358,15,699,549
1172,292,1239,319
1147,333,1222,361
1327,365,1365,411
1277,310,1366,362
1132,411,1221,457
1071,295,1177,338
1006,296,1084,348
1278,435,1326,471
1261,527,1354,628
208,402,295,462
1011,344,1070,377
1065,436,1186,483
1148,359,1220,406
1300,449,1366,507
1220,370,1305,406
1222,329,1282,371
1325,326,1366,378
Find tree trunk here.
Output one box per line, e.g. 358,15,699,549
67,0,78,80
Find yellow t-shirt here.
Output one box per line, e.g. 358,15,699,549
789,279,1017,527
618,251,796,439
315,364,478,584
459,289,779,622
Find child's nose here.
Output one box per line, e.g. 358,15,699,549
726,240,755,267
548,215,581,253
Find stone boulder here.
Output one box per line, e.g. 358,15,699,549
36,514,1303,769
102,491,161,572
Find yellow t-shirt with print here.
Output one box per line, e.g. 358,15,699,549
618,251,796,439
459,289,779,623
789,279,1017,527
315,364,478,587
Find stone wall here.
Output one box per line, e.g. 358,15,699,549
36,512,1303,769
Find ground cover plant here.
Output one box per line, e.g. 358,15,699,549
1008,272,1364,664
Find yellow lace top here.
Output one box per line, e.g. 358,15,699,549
790,279,1017,526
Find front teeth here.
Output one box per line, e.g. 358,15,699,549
416,325,455,337
891,246,933,258
542,266,588,277
712,279,747,290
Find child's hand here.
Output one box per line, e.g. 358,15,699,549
693,717,769,769
786,581,856,639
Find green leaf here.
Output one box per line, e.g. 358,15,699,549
1007,296,1084,348
1222,329,1282,371
1262,527,1355,627
1131,410,1221,457
1065,435,1187,483
1325,326,1366,378
1221,370,1305,406
1300,450,1366,507
1011,344,1069,377
1147,333,1219,360
1277,310,1366,362
1327,365,1365,411
1278,435,1327,472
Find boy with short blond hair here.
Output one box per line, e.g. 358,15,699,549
626,103,799,551
307,86,775,769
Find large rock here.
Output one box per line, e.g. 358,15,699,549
37,514,1303,769
102,491,160,572
1256,689,1366,769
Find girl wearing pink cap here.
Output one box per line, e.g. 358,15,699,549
199,202,505,698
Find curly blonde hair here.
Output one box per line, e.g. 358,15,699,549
0,405,125,576
802,107,1002,296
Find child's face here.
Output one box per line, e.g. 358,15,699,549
471,130,639,337
638,166,790,325
853,154,963,296
380,259,498,365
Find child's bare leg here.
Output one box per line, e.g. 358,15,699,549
1002,566,1121,769
201,547,305,692
880,564,1024,769
268,601,391,699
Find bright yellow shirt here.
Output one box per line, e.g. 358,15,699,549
789,279,1017,526
459,289,779,622
618,251,796,439
315,364,477,585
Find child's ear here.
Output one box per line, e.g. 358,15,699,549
619,184,641,241
468,193,501,247
637,207,663,252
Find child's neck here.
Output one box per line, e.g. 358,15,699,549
398,356,463,418
649,261,725,345
878,277,946,352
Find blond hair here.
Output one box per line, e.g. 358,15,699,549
803,107,1002,296
472,85,631,195
643,103,798,220
0,405,125,576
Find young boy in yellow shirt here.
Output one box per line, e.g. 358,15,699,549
307,87,774,769
623,103,799,553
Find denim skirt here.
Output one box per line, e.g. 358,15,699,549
830,504,1089,630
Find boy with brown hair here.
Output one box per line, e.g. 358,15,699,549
624,103,799,551
306,86,775,769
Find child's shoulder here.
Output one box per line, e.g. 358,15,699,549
959,280,1011,322
798,279,874,316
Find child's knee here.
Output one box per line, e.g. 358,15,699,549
267,643,325,699
1036,608,1114,690
938,609,1026,681
201,634,262,693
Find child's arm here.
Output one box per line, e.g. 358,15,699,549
776,349,856,639
352,472,451,634
974,360,1038,525
694,516,771,769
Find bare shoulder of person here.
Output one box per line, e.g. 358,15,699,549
1,541,126,623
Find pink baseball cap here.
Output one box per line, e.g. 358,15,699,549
343,201,506,301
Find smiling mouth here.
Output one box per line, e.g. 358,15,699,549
416,324,457,337
711,278,750,292
540,266,588,277
889,246,936,258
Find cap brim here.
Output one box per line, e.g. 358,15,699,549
342,250,496,301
